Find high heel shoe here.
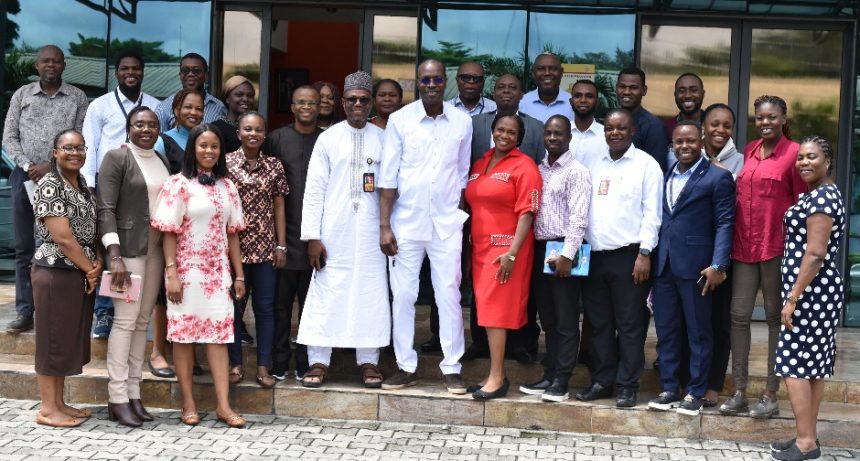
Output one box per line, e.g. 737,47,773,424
472,378,510,400
107,402,142,428
129,399,154,422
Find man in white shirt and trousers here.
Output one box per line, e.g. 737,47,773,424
378,59,472,394
295,71,391,388
574,108,663,408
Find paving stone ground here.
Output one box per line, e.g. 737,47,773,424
0,399,858,460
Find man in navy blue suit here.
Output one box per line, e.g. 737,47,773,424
647,120,735,416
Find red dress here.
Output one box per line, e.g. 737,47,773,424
465,148,542,329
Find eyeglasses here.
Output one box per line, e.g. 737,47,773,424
344,96,372,106
457,74,484,83
58,145,88,154
419,76,445,86
293,100,319,107
131,122,159,130
180,67,204,76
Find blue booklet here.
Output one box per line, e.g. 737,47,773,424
543,241,591,277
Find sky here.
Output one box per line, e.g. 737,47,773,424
422,10,635,58
12,0,210,58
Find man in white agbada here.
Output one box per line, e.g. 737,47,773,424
296,71,390,388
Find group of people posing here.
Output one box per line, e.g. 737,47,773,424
2,45,842,461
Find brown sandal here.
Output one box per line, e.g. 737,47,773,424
360,363,383,388
229,366,245,384
256,374,276,389
301,363,328,388
180,409,200,426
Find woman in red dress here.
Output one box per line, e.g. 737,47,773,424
465,114,542,400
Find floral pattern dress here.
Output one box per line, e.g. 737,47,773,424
152,174,245,343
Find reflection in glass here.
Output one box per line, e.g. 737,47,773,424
421,8,527,99
747,29,842,150
847,39,860,326
109,1,212,100
640,24,732,122
527,12,634,113
5,0,109,101
372,15,418,104
221,10,262,104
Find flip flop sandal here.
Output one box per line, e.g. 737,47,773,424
256,374,276,389
360,363,383,388
301,363,328,388
229,367,245,384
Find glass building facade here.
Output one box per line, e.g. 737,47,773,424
3,0,860,325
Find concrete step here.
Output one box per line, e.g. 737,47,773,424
2,329,858,404
0,353,857,448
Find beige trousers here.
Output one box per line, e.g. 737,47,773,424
107,228,164,403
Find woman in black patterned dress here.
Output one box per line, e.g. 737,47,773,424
771,136,844,461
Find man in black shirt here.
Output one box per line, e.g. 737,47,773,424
267,86,323,380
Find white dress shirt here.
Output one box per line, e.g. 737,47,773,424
571,118,607,165
81,88,161,186
581,144,663,252
379,100,472,242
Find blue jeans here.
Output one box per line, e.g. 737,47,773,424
10,167,34,318
94,295,115,319
228,261,276,367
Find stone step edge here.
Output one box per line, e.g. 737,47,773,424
0,368,858,449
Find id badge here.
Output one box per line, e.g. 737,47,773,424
598,178,610,195
363,172,375,192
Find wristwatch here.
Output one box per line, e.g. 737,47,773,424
506,254,516,262
710,263,727,273
276,245,287,253
638,248,651,257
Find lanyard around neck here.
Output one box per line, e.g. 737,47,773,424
115,88,142,142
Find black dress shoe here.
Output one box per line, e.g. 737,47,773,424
472,378,509,400
129,399,154,422
108,402,142,428
147,360,176,378
461,344,490,361
420,337,442,353
6,314,34,333
575,382,613,401
616,387,638,408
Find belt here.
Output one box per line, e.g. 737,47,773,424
591,243,639,255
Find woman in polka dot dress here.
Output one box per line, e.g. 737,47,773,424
772,136,844,461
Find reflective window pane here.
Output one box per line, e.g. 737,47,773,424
528,12,634,113
5,0,109,100
421,8,527,100
746,29,842,146
640,24,732,122
372,15,418,104
109,1,212,100
221,10,262,104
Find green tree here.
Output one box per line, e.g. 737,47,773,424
68,34,179,63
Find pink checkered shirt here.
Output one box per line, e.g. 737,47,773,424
534,151,592,261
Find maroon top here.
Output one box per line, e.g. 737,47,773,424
732,135,806,263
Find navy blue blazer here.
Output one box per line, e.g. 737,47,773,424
655,159,736,280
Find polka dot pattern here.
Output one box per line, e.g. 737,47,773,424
776,184,844,379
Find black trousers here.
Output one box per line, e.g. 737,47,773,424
679,266,732,391
533,240,582,379
11,167,35,318
272,268,312,376
583,248,650,389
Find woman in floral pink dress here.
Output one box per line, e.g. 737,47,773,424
152,123,247,428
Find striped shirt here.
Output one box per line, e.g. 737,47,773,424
534,150,592,260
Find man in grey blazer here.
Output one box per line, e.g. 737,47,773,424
463,73,545,362
471,74,545,164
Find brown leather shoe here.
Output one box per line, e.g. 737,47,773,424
381,369,418,390
441,373,467,395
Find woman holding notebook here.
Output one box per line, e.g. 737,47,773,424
96,106,171,428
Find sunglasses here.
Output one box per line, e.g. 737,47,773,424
457,74,484,83
180,67,204,76
344,96,372,106
419,76,445,86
